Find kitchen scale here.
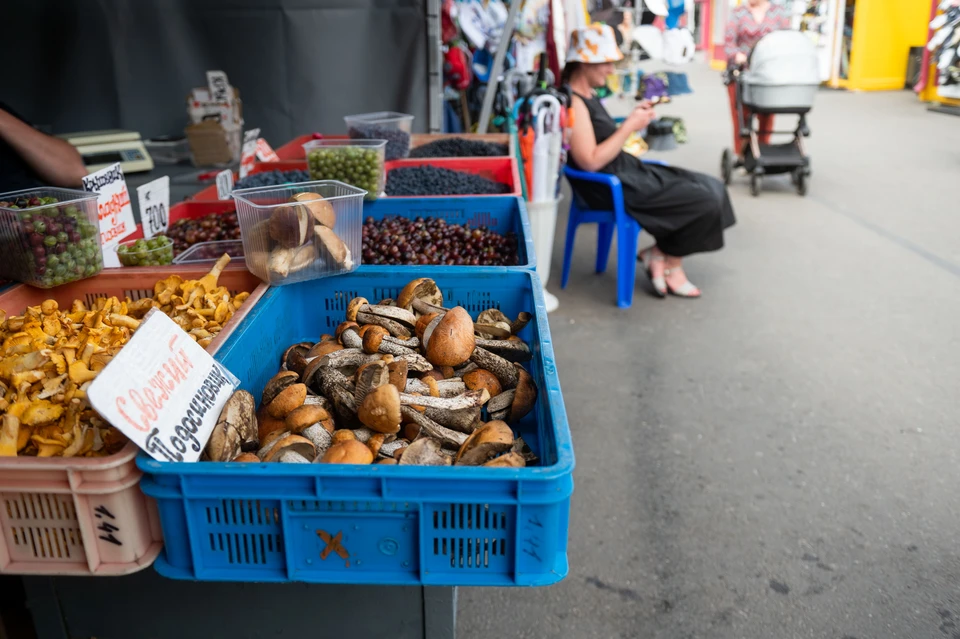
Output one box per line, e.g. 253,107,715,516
58,129,154,173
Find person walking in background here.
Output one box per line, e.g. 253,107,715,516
724,0,792,158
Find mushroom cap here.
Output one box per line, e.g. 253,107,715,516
361,325,389,354
509,366,537,423
292,192,336,228
232,452,261,462
455,420,514,465
346,297,369,323
482,452,526,468
357,384,402,434
420,369,445,383
332,429,357,444
282,343,312,378
306,340,343,360
397,278,442,313
399,437,452,466
285,404,331,433
366,433,388,457
335,321,360,342
218,390,258,452
266,383,307,419
387,359,409,389
315,226,350,266
269,204,311,248
206,416,242,462
415,312,438,342
376,457,398,465
462,369,502,398
257,428,291,459
320,439,374,464
264,434,316,462
424,307,476,367
262,370,299,406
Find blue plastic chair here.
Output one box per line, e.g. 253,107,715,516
561,161,666,308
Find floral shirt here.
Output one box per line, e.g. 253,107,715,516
724,4,792,61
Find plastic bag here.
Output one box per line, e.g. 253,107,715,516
662,28,695,65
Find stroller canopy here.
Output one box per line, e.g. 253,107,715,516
745,31,820,87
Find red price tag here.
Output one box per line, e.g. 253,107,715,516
256,138,280,162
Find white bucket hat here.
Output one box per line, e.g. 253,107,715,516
566,24,625,64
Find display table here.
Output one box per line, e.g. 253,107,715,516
22,571,456,639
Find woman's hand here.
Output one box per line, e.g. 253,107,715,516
625,102,655,132
733,51,748,65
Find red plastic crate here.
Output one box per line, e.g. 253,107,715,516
190,161,309,201
123,201,237,241
384,157,521,198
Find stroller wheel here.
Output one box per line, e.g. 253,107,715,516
750,173,762,197
794,169,808,196
721,149,733,185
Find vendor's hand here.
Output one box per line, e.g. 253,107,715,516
734,52,748,65
625,103,655,132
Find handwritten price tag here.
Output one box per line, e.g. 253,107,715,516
88,309,239,463
216,169,234,200
256,138,280,162
81,162,136,268
136,176,170,239
239,128,260,179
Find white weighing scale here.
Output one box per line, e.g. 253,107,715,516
58,129,154,173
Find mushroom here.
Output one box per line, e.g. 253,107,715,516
357,384,402,434
356,312,412,339
300,423,334,456
473,337,532,363
350,302,418,331
422,307,476,367
510,312,533,335
265,383,306,419
306,340,343,359
232,452,261,462
285,404,333,434
376,458,398,465
470,347,519,389
483,452,526,468
268,243,316,278
315,226,352,269
264,434,316,463
269,204,312,248
206,408,243,462
319,439,374,464
0,414,19,457
405,377,466,398
399,406,468,448
397,278,447,316
292,192,336,228
332,429,357,444
360,326,417,357
262,371,300,406
454,421,514,465
461,369,502,398
387,359,408,390
354,360,389,404
366,432,389,458
257,429,291,460
282,342,314,376
415,313,438,342
475,309,513,339
219,390,259,452
508,366,538,423
399,437,452,466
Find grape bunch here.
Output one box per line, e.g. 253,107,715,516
409,138,509,158
234,170,310,190
362,216,518,266
117,236,174,266
348,124,411,161
385,166,510,197
307,146,384,200
0,195,102,288
166,211,241,254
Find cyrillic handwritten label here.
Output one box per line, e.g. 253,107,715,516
88,309,239,463
239,128,261,179
255,138,280,162
216,169,234,200
81,162,136,267
136,176,170,239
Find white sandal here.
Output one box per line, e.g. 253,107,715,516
639,248,667,298
663,267,701,298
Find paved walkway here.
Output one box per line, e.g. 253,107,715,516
458,59,960,639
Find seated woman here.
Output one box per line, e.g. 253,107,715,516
564,25,736,298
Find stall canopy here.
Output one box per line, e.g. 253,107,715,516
0,0,429,142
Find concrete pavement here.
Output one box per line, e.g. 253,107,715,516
457,59,960,639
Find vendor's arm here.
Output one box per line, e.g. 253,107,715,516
0,108,87,187
569,96,651,173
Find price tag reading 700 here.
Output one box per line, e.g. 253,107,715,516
136,176,170,239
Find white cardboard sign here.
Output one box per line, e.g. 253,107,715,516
88,310,239,463
216,169,234,200
255,138,280,162
136,176,170,239
238,128,261,179
81,162,136,268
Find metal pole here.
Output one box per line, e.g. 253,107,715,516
477,0,523,134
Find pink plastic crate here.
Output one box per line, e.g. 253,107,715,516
0,266,267,575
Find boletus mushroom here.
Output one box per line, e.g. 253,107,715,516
357,384,402,434
422,306,476,367
397,278,445,316
455,420,514,466
263,434,316,463
482,452,526,468
206,390,258,461
262,371,300,406
399,437,452,466
292,192,335,228
266,383,307,419
269,204,312,248
462,369,502,398
320,439,374,464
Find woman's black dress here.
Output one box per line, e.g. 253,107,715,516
570,93,736,257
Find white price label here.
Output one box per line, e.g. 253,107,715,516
81,162,136,268
255,138,280,162
216,169,234,200
238,128,260,179
88,309,239,463
136,176,170,239
206,70,232,105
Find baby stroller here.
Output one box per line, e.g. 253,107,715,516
722,30,820,196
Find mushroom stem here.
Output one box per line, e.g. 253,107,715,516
486,389,516,414
314,367,359,424
357,304,417,329
411,298,448,316
301,424,333,456
277,450,311,463
384,335,420,349
400,406,468,448
319,348,383,370
470,347,519,389
473,338,532,362
356,312,412,338
510,312,533,335
378,439,407,459
397,389,489,411
405,378,466,398
424,406,482,434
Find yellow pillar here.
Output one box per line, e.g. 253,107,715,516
843,0,929,91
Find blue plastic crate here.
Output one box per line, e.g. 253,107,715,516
138,269,573,586
361,196,535,271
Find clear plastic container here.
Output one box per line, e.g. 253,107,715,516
345,112,414,161
144,136,191,165
0,187,103,288
173,239,244,264
116,236,175,266
304,139,386,201
232,180,365,286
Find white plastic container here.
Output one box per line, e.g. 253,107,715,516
344,112,414,161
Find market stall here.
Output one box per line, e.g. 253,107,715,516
915,0,960,111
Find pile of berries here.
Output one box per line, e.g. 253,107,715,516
362,216,518,266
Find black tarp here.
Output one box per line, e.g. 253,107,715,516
0,0,428,143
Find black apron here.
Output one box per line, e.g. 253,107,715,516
569,93,736,257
